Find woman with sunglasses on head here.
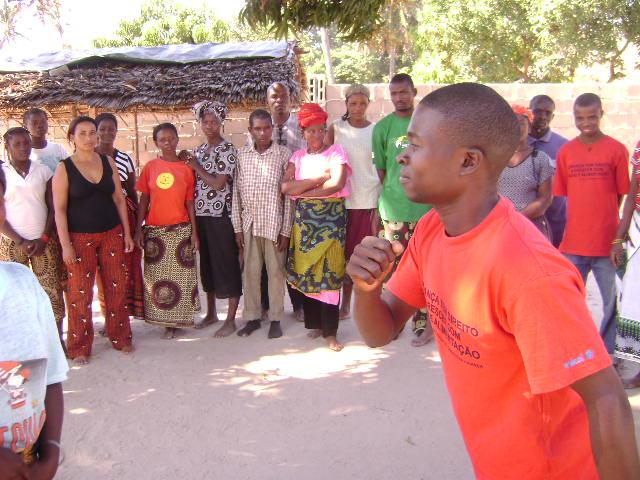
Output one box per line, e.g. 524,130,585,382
52,116,135,364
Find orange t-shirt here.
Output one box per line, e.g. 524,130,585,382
553,135,630,256
387,198,610,480
136,158,195,226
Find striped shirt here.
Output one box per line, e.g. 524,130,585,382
232,142,293,242
114,149,135,183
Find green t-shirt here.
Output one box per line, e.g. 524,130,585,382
372,113,432,222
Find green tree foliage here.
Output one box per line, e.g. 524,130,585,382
240,0,419,83
547,0,640,81
239,0,387,41
301,26,415,84
93,0,274,48
1,0,61,47
411,0,640,83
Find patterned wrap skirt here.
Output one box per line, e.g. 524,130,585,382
286,198,347,305
0,233,65,322
616,210,640,362
143,222,200,327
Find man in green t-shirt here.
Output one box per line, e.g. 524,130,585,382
372,74,433,347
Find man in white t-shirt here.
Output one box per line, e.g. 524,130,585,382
23,108,68,174
0,167,68,478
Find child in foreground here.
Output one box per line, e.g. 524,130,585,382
347,83,640,479
0,166,68,479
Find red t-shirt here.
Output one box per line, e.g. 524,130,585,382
553,135,630,256
387,198,610,480
136,158,195,226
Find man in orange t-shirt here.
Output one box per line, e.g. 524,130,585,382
554,93,630,355
347,83,639,479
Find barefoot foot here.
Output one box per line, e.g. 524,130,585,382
195,314,219,329
74,355,89,365
294,309,305,322
162,327,177,339
339,308,351,320
307,329,322,339
325,336,343,351
215,320,238,338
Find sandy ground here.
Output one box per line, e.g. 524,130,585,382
56,275,640,480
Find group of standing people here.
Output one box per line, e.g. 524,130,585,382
1,78,639,374
497,93,640,389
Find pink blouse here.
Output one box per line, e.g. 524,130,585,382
289,144,351,199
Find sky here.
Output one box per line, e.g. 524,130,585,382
1,0,245,57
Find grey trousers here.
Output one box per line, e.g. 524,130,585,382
242,230,286,321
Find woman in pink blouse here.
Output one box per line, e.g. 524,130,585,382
282,103,351,351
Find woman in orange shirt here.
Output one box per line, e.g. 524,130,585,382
135,123,200,339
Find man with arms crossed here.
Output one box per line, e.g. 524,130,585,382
347,83,639,479
528,94,568,247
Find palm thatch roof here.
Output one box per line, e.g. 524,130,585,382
0,41,305,117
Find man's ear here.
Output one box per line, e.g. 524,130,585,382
459,148,483,176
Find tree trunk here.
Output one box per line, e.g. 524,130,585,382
608,61,616,83
388,44,397,78
319,27,335,84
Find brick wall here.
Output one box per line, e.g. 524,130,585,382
325,82,640,154
0,109,252,168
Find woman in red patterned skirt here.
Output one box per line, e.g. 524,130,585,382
52,116,135,364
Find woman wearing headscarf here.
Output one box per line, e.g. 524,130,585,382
498,105,554,240
325,84,380,320
181,101,242,338
95,112,144,320
282,103,351,351
135,123,200,339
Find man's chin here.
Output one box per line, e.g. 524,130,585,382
403,187,430,205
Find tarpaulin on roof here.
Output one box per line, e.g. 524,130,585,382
0,40,290,73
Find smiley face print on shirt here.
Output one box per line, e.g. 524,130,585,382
156,172,175,190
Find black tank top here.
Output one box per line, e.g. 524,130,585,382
63,154,121,233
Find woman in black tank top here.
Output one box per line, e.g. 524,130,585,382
52,116,135,364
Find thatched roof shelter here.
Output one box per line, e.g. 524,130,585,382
0,40,305,118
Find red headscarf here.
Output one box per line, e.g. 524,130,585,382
511,104,533,123
298,103,328,129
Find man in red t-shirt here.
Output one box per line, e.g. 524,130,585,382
553,93,630,355
347,83,639,479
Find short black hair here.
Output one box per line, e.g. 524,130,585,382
3,126,30,145
23,107,47,124
530,95,555,109
418,82,519,170
267,82,290,96
68,116,97,141
249,109,272,128
95,112,118,129
390,73,415,89
152,122,178,142
574,93,602,110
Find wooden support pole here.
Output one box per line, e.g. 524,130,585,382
133,110,140,169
